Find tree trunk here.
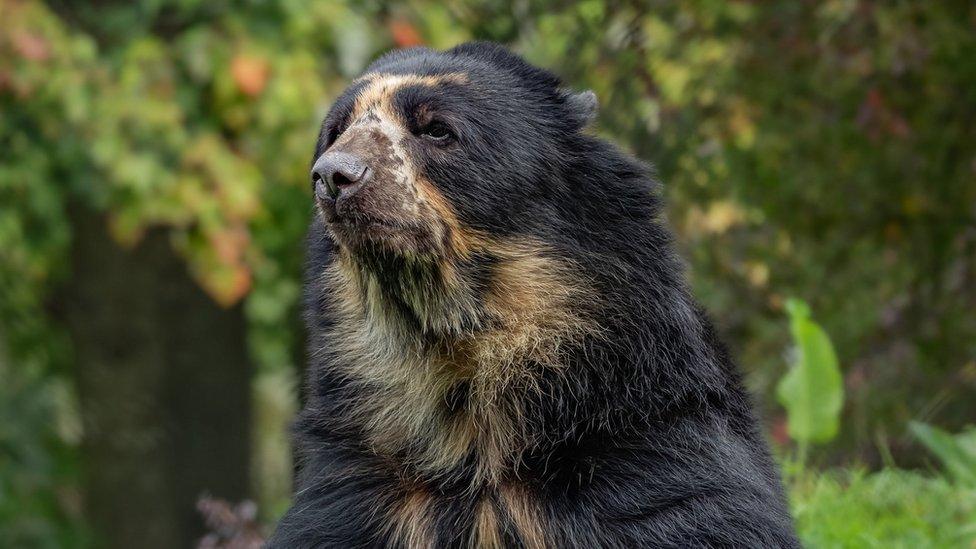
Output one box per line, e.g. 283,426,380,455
64,209,252,549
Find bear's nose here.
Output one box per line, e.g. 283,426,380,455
311,152,370,202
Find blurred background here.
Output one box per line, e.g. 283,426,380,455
1,0,974,547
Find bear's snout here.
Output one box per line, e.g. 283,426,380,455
311,151,371,206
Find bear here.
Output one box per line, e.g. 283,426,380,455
268,42,799,548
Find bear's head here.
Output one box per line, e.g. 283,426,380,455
310,42,608,342
312,42,597,259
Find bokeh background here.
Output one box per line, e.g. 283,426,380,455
2,0,974,547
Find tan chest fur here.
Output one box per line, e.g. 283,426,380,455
319,236,600,481
386,483,549,549
314,237,601,548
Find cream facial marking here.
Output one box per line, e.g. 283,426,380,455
349,72,468,120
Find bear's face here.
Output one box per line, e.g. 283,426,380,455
312,71,469,257
311,45,597,261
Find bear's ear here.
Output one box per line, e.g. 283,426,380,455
564,89,598,128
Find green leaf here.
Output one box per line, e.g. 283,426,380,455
776,298,844,445
909,422,976,487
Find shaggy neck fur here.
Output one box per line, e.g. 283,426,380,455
321,236,602,484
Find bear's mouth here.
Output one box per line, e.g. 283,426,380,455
324,211,438,255
337,215,407,238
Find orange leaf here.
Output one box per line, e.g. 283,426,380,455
12,31,50,61
210,224,250,266
388,19,424,48
222,265,252,307
770,416,790,448
202,264,252,308
231,55,270,97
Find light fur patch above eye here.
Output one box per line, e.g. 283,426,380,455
351,72,468,121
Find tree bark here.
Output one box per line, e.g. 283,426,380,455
64,209,252,549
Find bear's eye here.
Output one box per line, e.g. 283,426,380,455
419,122,454,143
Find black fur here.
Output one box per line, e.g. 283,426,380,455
270,42,798,548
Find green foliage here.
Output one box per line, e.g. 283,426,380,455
777,298,844,450
790,468,976,548
0,345,86,548
909,422,976,487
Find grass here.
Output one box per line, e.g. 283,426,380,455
790,468,976,548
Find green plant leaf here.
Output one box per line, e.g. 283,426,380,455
776,298,844,445
909,421,976,487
